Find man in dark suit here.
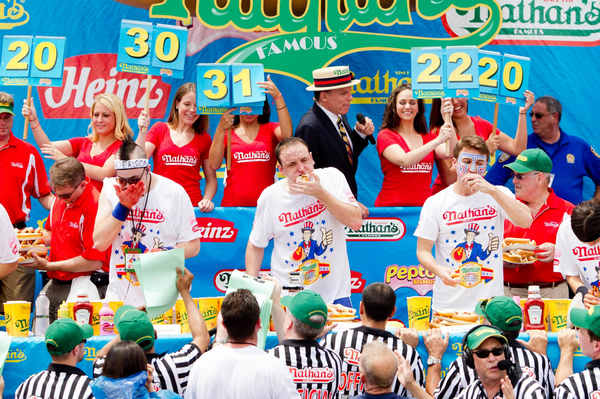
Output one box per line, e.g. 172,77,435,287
295,66,375,200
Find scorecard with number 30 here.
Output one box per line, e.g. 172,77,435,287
196,63,265,115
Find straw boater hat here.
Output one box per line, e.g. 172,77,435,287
306,66,360,91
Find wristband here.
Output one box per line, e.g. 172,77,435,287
112,203,130,221
576,286,589,297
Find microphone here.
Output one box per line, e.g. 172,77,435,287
497,360,512,370
497,359,521,386
356,113,375,144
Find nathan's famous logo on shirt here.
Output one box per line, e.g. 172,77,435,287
161,154,197,167
5,348,26,363
233,150,271,162
195,218,238,242
290,220,333,285
288,366,335,383
345,218,405,241
572,245,600,261
37,53,170,119
343,347,361,366
129,208,165,224
400,162,433,173
385,264,435,296
442,205,498,226
278,201,326,227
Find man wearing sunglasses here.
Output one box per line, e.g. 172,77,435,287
435,296,554,399
93,140,201,307
456,326,545,399
502,149,574,299
26,157,110,322
487,95,600,205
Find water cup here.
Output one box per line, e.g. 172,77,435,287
4,301,31,336
546,299,570,331
406,296,432,331
197,297,223,330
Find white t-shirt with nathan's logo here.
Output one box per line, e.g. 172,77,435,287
249,167,357,303
414,185,513,312
102,174,201,306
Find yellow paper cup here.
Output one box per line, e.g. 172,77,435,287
4,301,31,336
406,296,431,331
91,301,102,335
197,297,223,330
546,299,570,332
175,299,190,333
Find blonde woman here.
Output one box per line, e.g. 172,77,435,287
22,93,132,191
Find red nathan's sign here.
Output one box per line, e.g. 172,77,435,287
196,218,239,242
37,53,170,119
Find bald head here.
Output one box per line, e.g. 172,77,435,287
359,341,397,391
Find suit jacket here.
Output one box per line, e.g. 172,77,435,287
295,103,370,196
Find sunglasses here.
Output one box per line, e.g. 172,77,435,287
473,346,504,358
117,171,145,186
529,111,550,119
52,180,83,200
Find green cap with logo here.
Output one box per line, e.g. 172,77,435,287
475,296,523,332
504,148,553,174
466,325,508,350
114,305,155,351
45,318,93,356
281,290,328,329
570,305,600,337
0,100,14,116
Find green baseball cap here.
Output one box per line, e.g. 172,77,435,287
570,306,600,337
114,305,155,351
475,296,523,332
281,290,328,329
0,100,14,116
45,318,93,356
466,326,508,350
504,148,553,174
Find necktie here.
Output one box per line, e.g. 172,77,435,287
336,116,353,166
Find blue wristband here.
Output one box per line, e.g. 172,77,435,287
112,203,130,221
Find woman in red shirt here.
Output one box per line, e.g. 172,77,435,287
22,93,132,192
429,91,534,193
137,82,217,212
208,75,292,206
375,84,455,207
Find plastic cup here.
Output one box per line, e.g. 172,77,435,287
406,296,432,331
91,301,102,335
546,299,570,332
4,301,31,336
175,299,190,333
197,297,223,331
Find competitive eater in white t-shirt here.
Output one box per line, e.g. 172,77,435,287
415,135,532,312
246,137,363,305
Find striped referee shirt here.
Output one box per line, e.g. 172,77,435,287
456,374,546,399
269,339,343,399
555,359,600,399
15,363,93,399
323,325,425,399
93,342,202,395
434,341,554,399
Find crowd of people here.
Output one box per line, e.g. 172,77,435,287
1,62,600,398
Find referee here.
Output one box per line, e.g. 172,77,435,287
555,305,600,398
323,283,425,398
269,290,343,398
434,296,554,398
93,268,208,395
457,325,546,399
15,319,94,399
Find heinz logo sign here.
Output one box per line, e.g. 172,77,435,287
345,218,406,241
196,218,238,242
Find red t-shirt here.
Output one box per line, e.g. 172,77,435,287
68,136,122,192
0,134,51,224
375,128,436,207
503,189,574,284
46,179,110,281
221,122,280,207
431,115,494,194
147,122,212,205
